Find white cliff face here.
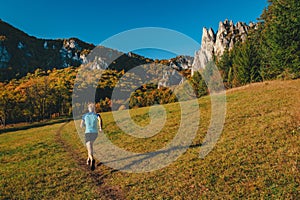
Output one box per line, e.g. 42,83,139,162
192,20,254,75
192,27,215,75
90,56,108,70
0,43,11,68
214,20,228,57
59,39,84,67
80,53,88,64
169,56,193,70
202,27,215,60
44,41,48,49
158,68,184,89
215,20,250,57
17,42,25,49
63,39,78,49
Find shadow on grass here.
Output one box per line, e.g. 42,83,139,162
0,118,72,134
102,142,203,172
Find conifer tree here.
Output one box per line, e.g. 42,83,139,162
261,0,300,79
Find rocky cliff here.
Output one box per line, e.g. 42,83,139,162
192,19,256,75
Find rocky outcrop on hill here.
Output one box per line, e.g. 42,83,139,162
156,55,193,88
192,19,256,75
0,39,10,69
169,55,193,70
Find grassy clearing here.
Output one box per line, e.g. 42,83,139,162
1,79,299,199
93,79,299,199
0,123,102,199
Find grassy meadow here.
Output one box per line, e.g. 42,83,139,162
1,79,299,199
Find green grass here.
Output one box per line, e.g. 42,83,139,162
0,123,102,199
0,117,71,134
1,79,300,199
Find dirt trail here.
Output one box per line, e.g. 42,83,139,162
55,121,124,200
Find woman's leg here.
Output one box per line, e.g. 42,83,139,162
86,140,96,170
90,140,95,170
86,141,93,161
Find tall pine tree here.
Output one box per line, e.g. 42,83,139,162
261,0,300,79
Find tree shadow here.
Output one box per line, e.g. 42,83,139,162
101,142,203,172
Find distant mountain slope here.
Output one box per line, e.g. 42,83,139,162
0,20,153,81
0,20,95,81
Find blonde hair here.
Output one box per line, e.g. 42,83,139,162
87,103,95,112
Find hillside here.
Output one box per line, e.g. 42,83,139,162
0,20,91,81
1,79,299,199
0,20,154,81
0,20,195,83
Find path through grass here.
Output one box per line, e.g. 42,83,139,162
0,122,112,199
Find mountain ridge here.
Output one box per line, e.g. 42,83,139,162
0,19,95,81
0,20,196,82
0,20,157,81
0,19,253,82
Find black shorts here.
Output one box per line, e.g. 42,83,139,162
85,133,98,143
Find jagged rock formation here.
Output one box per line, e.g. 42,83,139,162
0,38,10,69
192,19,256,75
169,55,193,70
157,55,193,88
158,68,184,89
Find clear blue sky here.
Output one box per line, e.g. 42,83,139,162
0,0,268,59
